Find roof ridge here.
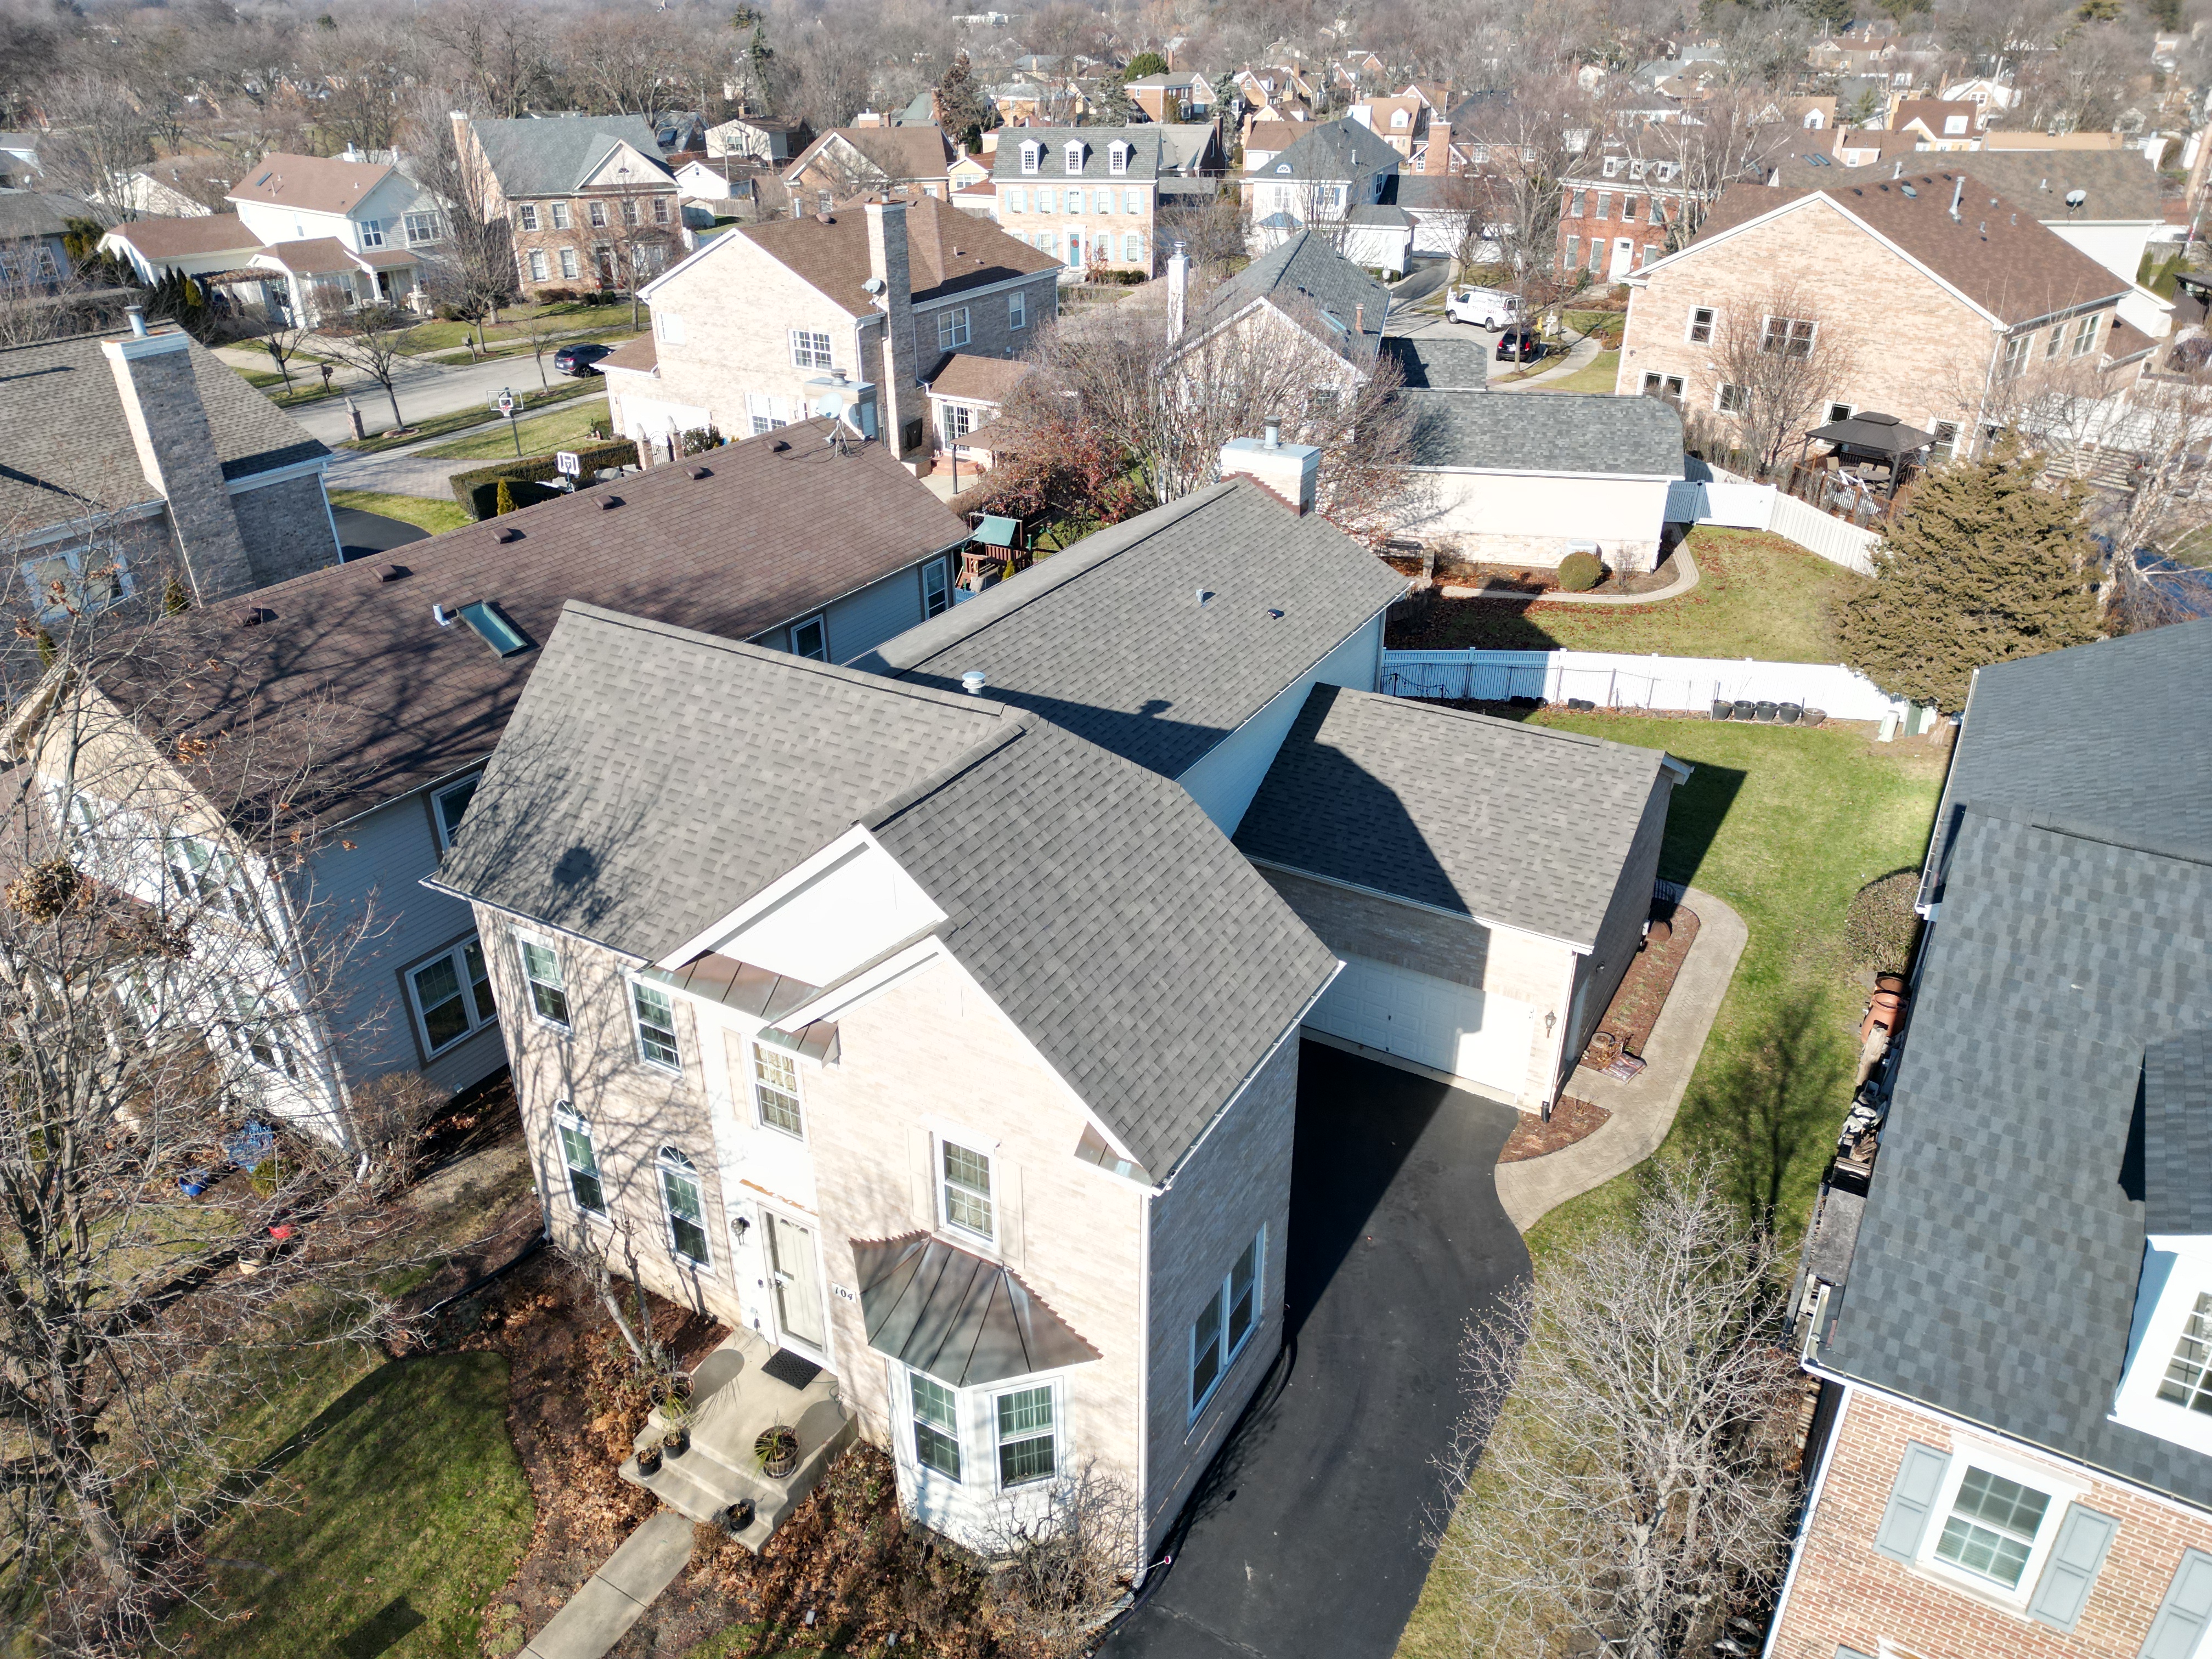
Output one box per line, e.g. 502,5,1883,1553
1338,685,1613,749
1957,799,2212,870
862,711,1034,832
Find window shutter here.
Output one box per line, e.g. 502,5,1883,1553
2028,1503,2118,1633
907,1125,935,1229
1871,1442,1950,1562
2141,1550,2212,1659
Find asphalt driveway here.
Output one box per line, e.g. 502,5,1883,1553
1101,1040,1528,1659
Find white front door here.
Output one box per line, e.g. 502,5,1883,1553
1306,955,1539,1099
766,1211,827,1354
1609,237,1636,278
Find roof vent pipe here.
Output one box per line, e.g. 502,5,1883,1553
1264,420,1282,449
1949,175,1964,220
126,304,147,338
961,670,988,695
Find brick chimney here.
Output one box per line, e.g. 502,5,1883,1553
101,319,257,602
865,200,923,467
1421,120,1452,174
1219,424,1319,515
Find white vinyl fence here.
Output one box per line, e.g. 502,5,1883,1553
1669,466,1884,577
1381,648,1910,724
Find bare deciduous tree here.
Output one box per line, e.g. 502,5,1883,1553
35,73,155,218
249,303,315,397
978,1463,1141,1659
1707,280,1860,476
322,304,423,432
1463,75,1610,308
1431,1161,1802,1659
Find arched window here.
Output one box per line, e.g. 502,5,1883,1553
659,1146,710,1266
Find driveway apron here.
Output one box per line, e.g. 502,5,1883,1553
1102,1040,1528,1659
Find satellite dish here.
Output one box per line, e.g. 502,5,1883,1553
2066,189,2087,209
1900,183,1917,197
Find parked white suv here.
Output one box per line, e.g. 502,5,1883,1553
1445,287,1520,329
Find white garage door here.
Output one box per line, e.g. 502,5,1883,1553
1307,955,1537,1098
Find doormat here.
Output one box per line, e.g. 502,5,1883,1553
761,1348,823,1391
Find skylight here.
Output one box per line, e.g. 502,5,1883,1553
459,601,533,657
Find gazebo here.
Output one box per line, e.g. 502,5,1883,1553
1801,410,1936,498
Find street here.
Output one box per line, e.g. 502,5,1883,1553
282,353,600,449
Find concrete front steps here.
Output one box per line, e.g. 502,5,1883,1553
618,1328,855,1551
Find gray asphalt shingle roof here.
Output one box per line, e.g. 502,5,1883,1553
2145,1030,2212,1238
1255,117,1400,182
1234,687,1676,946
470,115,674,198
1923,624,2212,904
851,481,1408,781
991,127,1168,182
1383,336,1491,390
1197,228,1390,343
1406,389,1685,477
0,326,327,533
435,603,1334,1179
1820,808,2212,1509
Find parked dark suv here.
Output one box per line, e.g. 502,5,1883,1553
1495,328,1543,364
554,342,614,376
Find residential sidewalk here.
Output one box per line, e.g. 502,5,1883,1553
1493,330,1605,391
1493,885,1748,1231
521,1510,693,1659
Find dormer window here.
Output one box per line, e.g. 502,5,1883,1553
2109,1032,2212,1457
1602,156,1622,177
1020,142,1040,174
1109,142,1129,175
1064,140,1084,174
1390,109,1407,127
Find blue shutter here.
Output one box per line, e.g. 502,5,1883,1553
1872,1441,1951,1562
2142,1550,2212,1659
2028,1503,2118,1633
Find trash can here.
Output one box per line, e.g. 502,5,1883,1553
1711,699,1731,720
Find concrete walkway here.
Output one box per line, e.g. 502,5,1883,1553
520,1510,694,1659
1494,330,1606,391
1494,885,1748,1232
1441,538,1701,606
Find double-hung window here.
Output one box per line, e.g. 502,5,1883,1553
1762,315,1816,357
1687,306,1715,345
2073,313,2101,357
1569,188,1585,216
631,980,680,1070
519,938,570,1028
1189,1230,1262,1415
1621,195,1639,221
753,1040,804,1135
403,211,443,244
1020,143,1040,174
1009,289,1027,330
431,775,478,849
517,204,539,232
588,200,608,228
1717,382,1748,414
1931,421,1960,460
166,833,252,921
937,306,970,350
550,201,572,230
359,218,385,247
527,249,549,282
556,1106,604,1214
651,195,669,224
407,938,496,1056
789,614,828,660
1006,187,1025,213
1595,190,1611,219
225,986,301,1079
2002,331,2032,379
995,1384,1056,1486
620,196,639,226
558,247,579,279
911,1373,962,1478
1934,1466,2050,1588
923,558,951,618
659,1146,710,1265
789,329,834,370
1563,235,1578,269
2158,1291,2212,1414
940,1138,994,1240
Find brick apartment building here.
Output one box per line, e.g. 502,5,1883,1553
1769,625,2212,1659
452,113,681,295
607,193,1059,468
1615,171,2138,460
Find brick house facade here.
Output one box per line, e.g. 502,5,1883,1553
1616,173,2132,461
990,125,1224,279
1554,160,1699,284
453,114,682,295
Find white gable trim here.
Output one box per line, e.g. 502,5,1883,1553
578,140,668,192
653,823,893,969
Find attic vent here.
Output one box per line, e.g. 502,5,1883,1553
689,465,711,479
458,601,533,658
771,439,790,452
597,494,623,510
373,562,409,582
496,527,523,543
816,211,835,223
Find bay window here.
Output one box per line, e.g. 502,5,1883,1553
995,1384,1056,1486
911,1373,961,1478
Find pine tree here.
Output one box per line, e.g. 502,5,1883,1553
162,577,192,615
1839,438,2106,713
937,53,988,147
495,478,520,516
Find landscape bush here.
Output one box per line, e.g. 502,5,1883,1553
1844,868,1922,974
1556,550,1605,592
451,438,637,518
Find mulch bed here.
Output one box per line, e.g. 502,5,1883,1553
1500,1094,1611,1162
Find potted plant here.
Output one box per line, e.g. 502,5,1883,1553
754,1424,799,1479
723,1497,755,1534
659,1393,692,1456
636,1441,663,1475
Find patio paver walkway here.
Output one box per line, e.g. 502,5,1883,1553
1493,884,1747,1231
1437,538,1701,606
520,1510,694,1659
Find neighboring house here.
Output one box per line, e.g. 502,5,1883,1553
1940,75,2019,119
990,126,1223,279
1616,172,2135,463
1398,390,1685,571
923,351,1027,464
1350,93,1425,157
1176,229,1390,387
414,433,1685,1561
100,154,232,218
453,114,681,296
1832,128,1926,168
1555,159,1696,281
1242,120,1305,172
1766,149,2172,336
0,132,40,188
0,191,82,295
783,126,957,214
226,150,445,319
0,320,338,609
99,214,266,289
1125,71,1215,124
12,424,973,1140
1769,624,2212,1659
1892,98,1980,148
704,114,812,165
950,177,998,219
616,196,1059,467
1244,119,1401,266
1395,175,1494,259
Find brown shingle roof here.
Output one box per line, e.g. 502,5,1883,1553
786,125,955,185
227,151,393,217
927,353,1030,404
104,212,263,259
735,193,1058,318
1687,173,2127,326
254,236,359,274
92,422,969,828
599,334,658,374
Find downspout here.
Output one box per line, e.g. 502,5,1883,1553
1135,1182,1153,1575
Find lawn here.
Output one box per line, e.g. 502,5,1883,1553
170,1353,534,1659
326,488,475,537
340,379,606,452
1387,526,1872,662
417,394,613,462
1532,346,1620,392
1394,712,1948,1657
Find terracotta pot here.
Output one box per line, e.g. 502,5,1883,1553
1645,918,1673,948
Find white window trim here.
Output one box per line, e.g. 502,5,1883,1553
1009,289,1027,330
517,204,539,232
2112,1244,2212,1457
789,612,829,661
657,1144,713,1268
1762,314,1819,356
1686,306,1716,345
629,974,682,1073
1020,143,1040,174
749,1037,805,1138
992,1374,1062,1492
788,329,834,371
904,1362,965,1485
516,930,572,1032
928,1124,999,1248
1911,1437,2089,1610
1188,1227,1265,1422
936,305,971,350
404,934,496,1059
431,774,479,851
